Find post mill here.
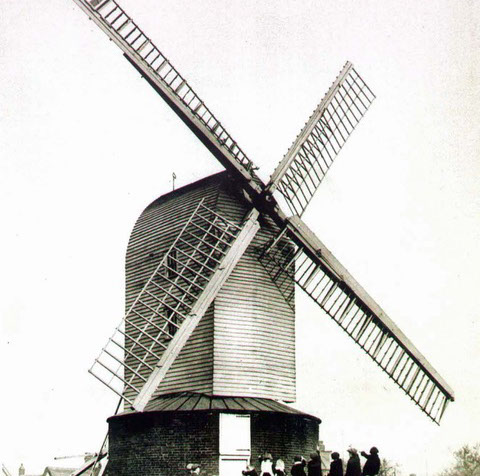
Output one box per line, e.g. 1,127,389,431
70,1,455,475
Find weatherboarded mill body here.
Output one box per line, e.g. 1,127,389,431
70,1,455,475
106,172,320,475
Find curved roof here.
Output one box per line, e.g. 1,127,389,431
111,392,320,423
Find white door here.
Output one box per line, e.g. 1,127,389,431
219,457,250,476
219,413,251,476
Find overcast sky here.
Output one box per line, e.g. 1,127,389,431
1,0,479,475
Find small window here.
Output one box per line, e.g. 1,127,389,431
167,249,177,279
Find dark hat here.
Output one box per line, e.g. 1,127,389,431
332,452,340,459
294,455,303,462
370,447,379,454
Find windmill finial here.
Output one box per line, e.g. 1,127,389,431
172,172,176,191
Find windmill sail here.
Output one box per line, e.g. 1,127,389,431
72,0,263,192
260,217,454,424
72,0,453,426
89,200,259,410
268,62,375,217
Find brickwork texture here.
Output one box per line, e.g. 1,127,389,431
106,410,319,476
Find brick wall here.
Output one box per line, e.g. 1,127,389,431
106,410,319,476
106,411,220,476
251,413,319,472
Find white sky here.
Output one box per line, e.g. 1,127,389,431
1,0,479,475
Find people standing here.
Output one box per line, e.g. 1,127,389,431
291,455,307,476
361,447,380,476
259,452,274,476
307,451,323,476
345,449,362,476
275,459,286,476
328,452,344,476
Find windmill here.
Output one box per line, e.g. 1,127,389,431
70,0,455,474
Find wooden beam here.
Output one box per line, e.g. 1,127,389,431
133,209,260,411
267,62,353,192
287,215,455,401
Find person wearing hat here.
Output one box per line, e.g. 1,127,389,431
328,452,344,476
291,455,307,476
345,449,362,476
361,447,380,476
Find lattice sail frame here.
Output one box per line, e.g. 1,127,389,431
74,0,263,190
259,218,453,424
268,62,375,216
72,0,454,424
89,200,259,408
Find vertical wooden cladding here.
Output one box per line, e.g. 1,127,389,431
124,172,296,403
